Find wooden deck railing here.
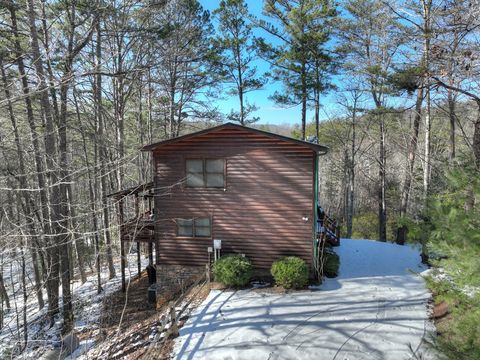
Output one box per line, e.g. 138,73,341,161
121,217,155,243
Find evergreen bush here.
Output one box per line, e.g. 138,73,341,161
271,256,309,289
424,165,480,359
322,247,340,278
213,254,253,287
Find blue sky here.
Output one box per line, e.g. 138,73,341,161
199,0,339,126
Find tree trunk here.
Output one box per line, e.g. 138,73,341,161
448,89,456,161
346,97,357,239
0,58,45,310
147,67,154,145
378,115,387,241
473,105,480,169
0,272,10,312
67,181,87,284
314,64,321,142
56,0,98,328
96,20,116,279
169,78,177,139
446,30,459,162
236,45,245,125
400,86,424,216
58,50,74,335
301,61,307,141
9,6,52,241
74,88,103,293
20,240,28,350
26,0,61,324
422,0,432,203
114,29,126,191
239,86,245,126
423,85,431,201
40,0,60,122
137,78,145,182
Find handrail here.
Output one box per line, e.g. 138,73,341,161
316,211,340,246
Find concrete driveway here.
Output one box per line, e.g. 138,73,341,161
173,240,435,360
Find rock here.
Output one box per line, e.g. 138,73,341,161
39,332,79,360
39,349,62,360
61,331,80,356
433,301,449,319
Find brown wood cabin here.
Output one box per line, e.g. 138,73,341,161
110,123,340,293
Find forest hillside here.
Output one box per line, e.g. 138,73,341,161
0,0,479,358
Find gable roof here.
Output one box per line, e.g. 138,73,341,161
141,122,329,153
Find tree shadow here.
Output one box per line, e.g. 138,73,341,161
174,286,431,360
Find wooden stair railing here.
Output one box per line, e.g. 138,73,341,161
316,210,340,246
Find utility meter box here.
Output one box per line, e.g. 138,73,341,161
213,239,222,249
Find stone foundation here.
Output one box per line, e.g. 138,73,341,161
156,264,205,308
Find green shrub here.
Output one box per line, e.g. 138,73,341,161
349,212,406,241
351,212,378,239
322,247,340,278
271,256,309,289
213,255,253,287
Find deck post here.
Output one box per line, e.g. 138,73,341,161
135,194,141,277
137,242,141,277
118,197,126,292
134,193,140,217
148,241,153,266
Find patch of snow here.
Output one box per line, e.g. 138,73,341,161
173,239,436,360
461,285,480,298
0,253,149,359
423,267,480,298
64,338,95,360
423,268,455,285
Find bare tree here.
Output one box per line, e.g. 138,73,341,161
339,0,405,241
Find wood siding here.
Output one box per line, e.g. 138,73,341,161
153,127,316,269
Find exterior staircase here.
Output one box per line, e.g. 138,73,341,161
316,205,340,247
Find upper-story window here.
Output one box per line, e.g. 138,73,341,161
186,159,225,188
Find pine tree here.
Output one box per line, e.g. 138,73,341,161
213,0,267,125
255,0,336,140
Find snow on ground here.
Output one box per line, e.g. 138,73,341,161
0,250,149,359
173,239,436,360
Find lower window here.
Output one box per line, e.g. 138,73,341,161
176,217,211,237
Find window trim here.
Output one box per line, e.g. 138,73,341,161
185,158,226,188
175,216,212,238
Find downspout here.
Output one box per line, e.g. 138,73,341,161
313,148,327,278
313,152,319,261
